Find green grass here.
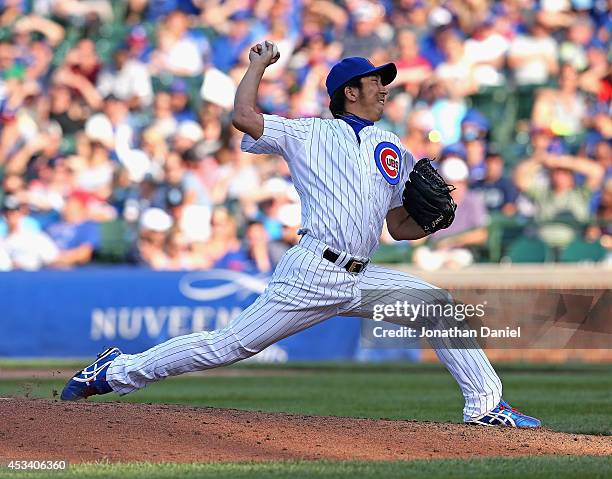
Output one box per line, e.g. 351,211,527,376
1,359,610,372
1,457,612,479
1,362,610,435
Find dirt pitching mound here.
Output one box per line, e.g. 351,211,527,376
1,399,610,463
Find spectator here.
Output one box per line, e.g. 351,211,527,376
51,0,113,25
168,79,197,123
423,81,469,146
125,25,152,62
579,41,610,100
132,207,173,268
24,39,54,85
269,203,301,266
402,108,438,160
12,14,65,49
69,136,114,198
150,10,204,76
165,185,185,227
214,147,261,212
391,0,429,37
587,178,612,252
450,0,490,35
413,158,488,270
209,11,262,73
342,3,388,59
0,0,609,270
472,148,519,216
164,229,195,270
257,17,298,81
141,127,170,175
174,121,204,154
46,191,101,268
463,17,509,89
376,91,410,137
149,92,178,140
97,46,154,109
49,83,87,137
95,95,136,156
209,208,245,270
1,195,59,270
243,220,273,273
55,39,104,110
0,79,45,162
0,238,11,271
559,15,595,71
460,110,490,182
393,28,432,99
532,64,588,138
515,153,605,247
256,175,295,241
158,151,210,207
508,15,559,89
419,15,453,68
5,121,63,178
526,125,560,159
0,175,43,233
592,139,612,178
435,29,478,99
24,157,74,229
197,106,224,155
122,173,162,225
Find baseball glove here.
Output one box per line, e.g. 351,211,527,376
402,158,457,234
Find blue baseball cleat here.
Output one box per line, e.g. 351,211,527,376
60,347,122,401
468,399,541,428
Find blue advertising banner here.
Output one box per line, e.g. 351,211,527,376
0,269,420,361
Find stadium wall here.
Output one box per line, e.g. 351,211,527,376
0,265,609,361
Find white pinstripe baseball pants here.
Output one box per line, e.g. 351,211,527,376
107,235,502,420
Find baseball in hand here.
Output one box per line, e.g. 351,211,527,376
255,40,280,65
263,41,279,57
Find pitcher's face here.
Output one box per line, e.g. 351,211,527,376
353,74,389,122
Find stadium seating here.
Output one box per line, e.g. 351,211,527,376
371,243,412,264
504,237,553,263
94,219,131,263
560,239,607,263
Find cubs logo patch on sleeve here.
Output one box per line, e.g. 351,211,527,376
374,142,402,185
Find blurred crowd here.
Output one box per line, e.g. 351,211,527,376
0,0,610,272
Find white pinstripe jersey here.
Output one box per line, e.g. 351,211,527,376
242,114,415,259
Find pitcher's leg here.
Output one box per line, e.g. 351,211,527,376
349,265,502,421
106,246,348,395
107,288,339,394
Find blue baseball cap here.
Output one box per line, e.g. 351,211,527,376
461,109,490,132
169,78,188,94
325,57,397,98
441,142,467,160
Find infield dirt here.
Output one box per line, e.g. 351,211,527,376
0,399,610,463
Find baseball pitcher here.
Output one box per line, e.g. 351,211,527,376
61,41,540,428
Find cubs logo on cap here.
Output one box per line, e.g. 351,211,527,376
374,142,401,185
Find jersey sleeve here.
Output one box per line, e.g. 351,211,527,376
241,114,311,158
388,145,415,211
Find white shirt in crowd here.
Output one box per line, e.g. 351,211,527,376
464,33,509,87
97,59,154,107
161,38,203,76
0,241,11,271
509,35,558,86
2,229,59,270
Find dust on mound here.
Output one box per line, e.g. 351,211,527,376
0,399,610,463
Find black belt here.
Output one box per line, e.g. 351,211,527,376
322,248,369,274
